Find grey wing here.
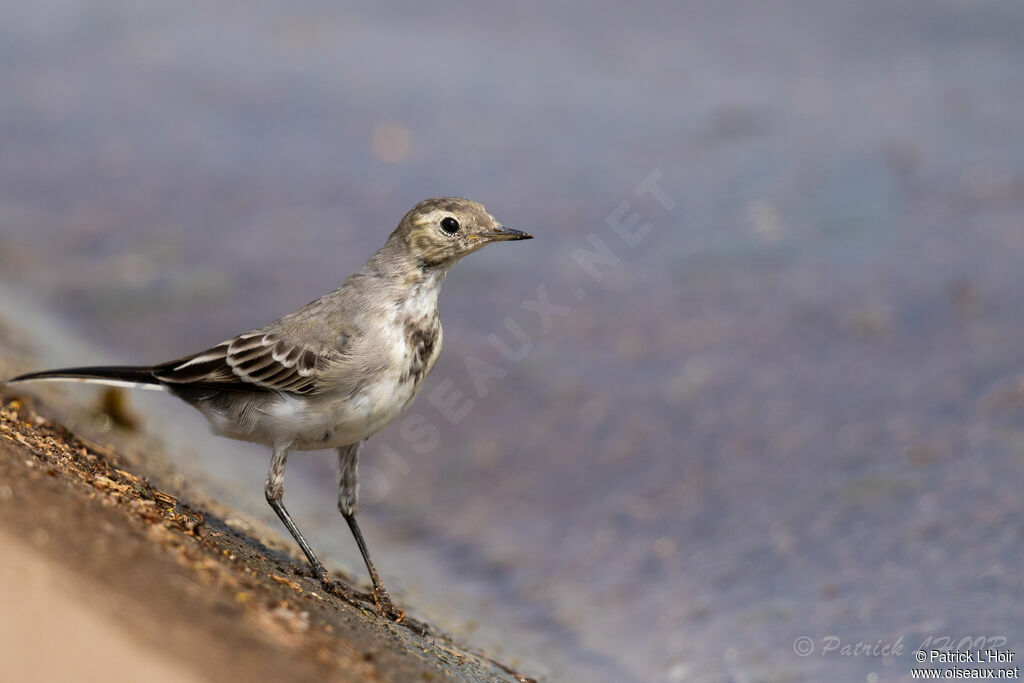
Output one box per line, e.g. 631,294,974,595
153,332,326,394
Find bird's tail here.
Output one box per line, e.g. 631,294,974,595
5,366,164,390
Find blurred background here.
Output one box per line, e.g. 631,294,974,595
3,1,1024,681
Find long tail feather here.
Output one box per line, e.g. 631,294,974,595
5,366,165,390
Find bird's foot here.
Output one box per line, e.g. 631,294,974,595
377,597,430,637
372,588,405,623
321,577,357,602
291,558,330,582
317,574,422,633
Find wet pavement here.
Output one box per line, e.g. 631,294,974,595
3,2,1024,680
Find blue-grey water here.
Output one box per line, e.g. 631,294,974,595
3,2,1024,681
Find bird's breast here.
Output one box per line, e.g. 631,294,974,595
270,313,442,450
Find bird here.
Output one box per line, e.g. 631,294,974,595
6,197,532,618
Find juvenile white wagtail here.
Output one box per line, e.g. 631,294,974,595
7,197,532,618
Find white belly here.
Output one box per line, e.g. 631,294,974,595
239,374,418,450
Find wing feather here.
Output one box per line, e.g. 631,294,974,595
153,332,327,394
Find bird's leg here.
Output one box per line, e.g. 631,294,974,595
345,511,402,618
337,442,403,621
265,442,330,583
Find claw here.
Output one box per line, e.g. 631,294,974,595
371,589,405,622
321,579,357,602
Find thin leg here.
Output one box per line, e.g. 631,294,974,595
337,442,401,619
344,512,395,606
265,442,328,581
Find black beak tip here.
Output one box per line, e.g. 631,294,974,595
498,226,533,241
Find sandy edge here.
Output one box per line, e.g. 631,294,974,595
0,385,535,683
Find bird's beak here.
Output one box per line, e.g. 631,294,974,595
480,225,533,242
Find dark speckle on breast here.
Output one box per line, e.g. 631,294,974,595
402,316,440,387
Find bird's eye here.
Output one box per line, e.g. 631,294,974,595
440,216,460,234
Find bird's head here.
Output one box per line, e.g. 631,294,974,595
393,197,532,269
